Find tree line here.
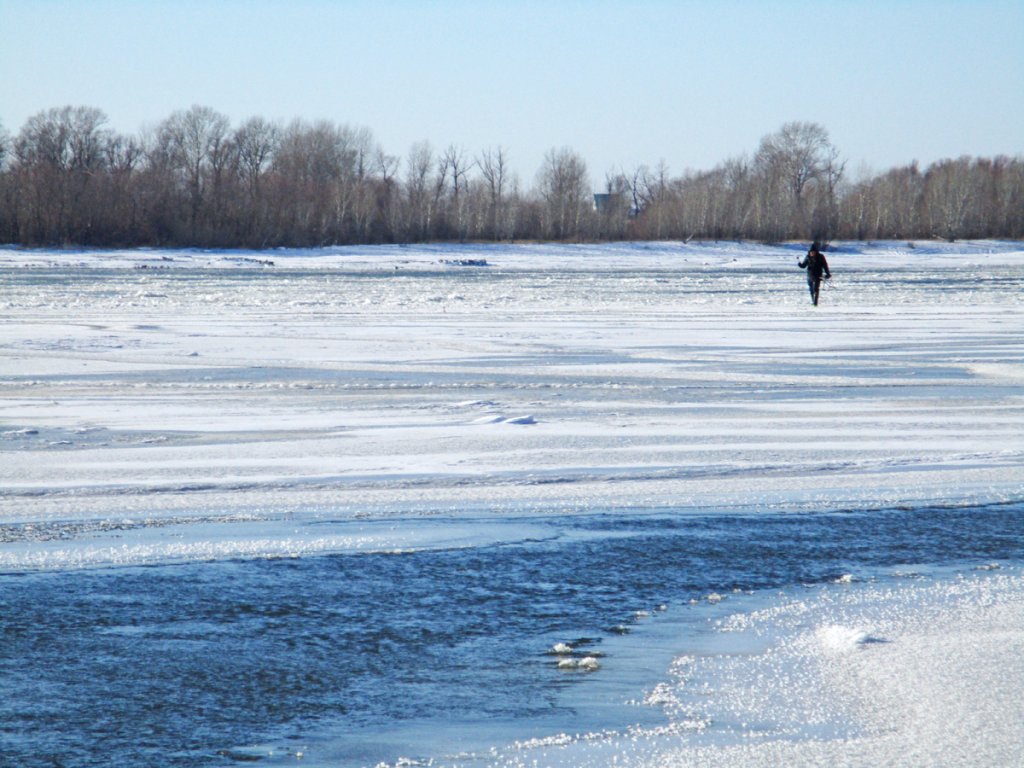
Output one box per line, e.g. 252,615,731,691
0,105,1021,248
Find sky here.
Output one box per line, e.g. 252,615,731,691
1,0,1021,185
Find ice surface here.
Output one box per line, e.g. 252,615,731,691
1,240,1022,766
3,241,1023,562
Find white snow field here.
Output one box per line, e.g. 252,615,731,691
2,241,1021,563
2,240,1023,766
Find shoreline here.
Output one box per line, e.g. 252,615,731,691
487,565,1024,768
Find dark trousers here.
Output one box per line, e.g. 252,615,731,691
808,278,821,306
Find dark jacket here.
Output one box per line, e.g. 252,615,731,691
799,249,831,281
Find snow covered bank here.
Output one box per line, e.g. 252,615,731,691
484,567,1024,768
639,568,1024,768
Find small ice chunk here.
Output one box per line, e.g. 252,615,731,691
473,415,508,424
557,656,601,672
504,415,537,425
817,624,874,653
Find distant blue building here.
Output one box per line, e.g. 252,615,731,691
593,193,622,213
593,192,636,217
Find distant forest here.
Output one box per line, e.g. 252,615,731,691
1,106,1022,248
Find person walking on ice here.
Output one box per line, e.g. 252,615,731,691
798,241,831,306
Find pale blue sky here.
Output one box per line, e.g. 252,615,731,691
2,0,1021,183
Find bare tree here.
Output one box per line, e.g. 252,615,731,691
374,148,402,241
11,106,112,243
0,120,9,170
537,147,590,240
435,145,475,240
155,105,232,242
403,141,434,241
993,156,1024,238
229,117,279,245
755,121,843,239
478,146,512,240
233,117,278,199
923,157,983,241
0,120,12,241
270,119,369,244
873,163,923,238
630,161,673,239
350,127,382,242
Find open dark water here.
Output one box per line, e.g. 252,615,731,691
2,503,1023,767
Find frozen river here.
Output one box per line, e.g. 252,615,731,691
2,241,1023,766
